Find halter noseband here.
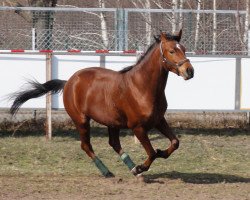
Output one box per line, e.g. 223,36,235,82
160,42,190,70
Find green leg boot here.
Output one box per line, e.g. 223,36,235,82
93,156,114,177
120,152,136,171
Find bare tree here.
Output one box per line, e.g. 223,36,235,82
244,0,249,53
179,0,184,29
194,0,201,51
130,0,152,46
98,0,109,48
171,0,178,33
235,0,248,53
144,0,151,46
3,0,57,49
212,0,217,54
59,1,111,49
151,0,173,29
3,0,57,23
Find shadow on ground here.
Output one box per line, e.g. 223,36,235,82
145,171,250,184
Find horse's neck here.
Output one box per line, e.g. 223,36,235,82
130,44,169,95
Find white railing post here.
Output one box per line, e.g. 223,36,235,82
32,28,36,51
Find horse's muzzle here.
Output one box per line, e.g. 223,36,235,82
179,65,194,80
186,66,194,80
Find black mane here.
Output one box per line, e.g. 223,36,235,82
119,42,158,74
119,32,179,74
119,65,134,73
165,33,180,41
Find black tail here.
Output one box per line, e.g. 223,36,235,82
10,79,67,116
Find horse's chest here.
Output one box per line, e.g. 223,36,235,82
127,101,166,127
123,91,167,128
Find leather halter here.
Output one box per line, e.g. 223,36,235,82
160,42,190,70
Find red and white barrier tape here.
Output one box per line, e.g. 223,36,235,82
0,49,140,54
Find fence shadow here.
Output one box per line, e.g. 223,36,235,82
0,127,134,139
144,171,250,184
177,127,250,136
0,126,249,139
148,128,249,143
0,113,249,139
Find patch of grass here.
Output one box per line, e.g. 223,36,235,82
1,129,250,200
0,129,249,182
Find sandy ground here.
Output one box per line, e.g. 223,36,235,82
1,174,249,200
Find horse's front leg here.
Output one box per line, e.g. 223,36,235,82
132,126,157,176
155,118,179,159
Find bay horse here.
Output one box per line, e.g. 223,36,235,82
10,30,194,177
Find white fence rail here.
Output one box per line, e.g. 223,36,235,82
0,53,250,111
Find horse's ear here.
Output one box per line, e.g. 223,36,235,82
154,35,160,43
176,29,182,42
160,32,167,42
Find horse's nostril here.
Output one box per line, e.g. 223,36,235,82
187,67,194,78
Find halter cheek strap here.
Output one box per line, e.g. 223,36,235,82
160,42,190,70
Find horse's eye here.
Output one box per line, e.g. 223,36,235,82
169,50,175,54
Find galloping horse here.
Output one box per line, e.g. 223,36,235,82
10,30,194,177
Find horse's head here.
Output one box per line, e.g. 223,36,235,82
158,30,194,80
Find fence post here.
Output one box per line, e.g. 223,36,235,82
124,9,128,50
235,57,241,110
116,9,127,51
46,53,52,140
248,4,250,56
32,28,36,50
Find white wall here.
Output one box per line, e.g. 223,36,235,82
0,54,46,108
51,55,100,108
166,57,236,110
0,54,249,111
241,58,250,110
105,56,137,71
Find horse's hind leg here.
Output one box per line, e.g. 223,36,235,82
108,127,136,171
75,117,114,177
155,118,179,159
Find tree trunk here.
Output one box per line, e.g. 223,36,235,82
235,0,247,54
244,0,249,54
179,0,184,29
129,0,152,47
171,0,178,33
98,0,109,49
194,0,201,51
145,0,152,46
4,0,57,49
212,0,217,54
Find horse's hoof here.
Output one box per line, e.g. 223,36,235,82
131,166,138,176
104,171,115,178
131,165,146,176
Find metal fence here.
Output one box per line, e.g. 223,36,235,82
0,7,249,55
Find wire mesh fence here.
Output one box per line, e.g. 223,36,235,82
0,7,249,55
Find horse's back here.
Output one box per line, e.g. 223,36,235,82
65,67,122,91
72,67,120,79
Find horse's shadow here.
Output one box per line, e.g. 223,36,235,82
144,171,250,184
